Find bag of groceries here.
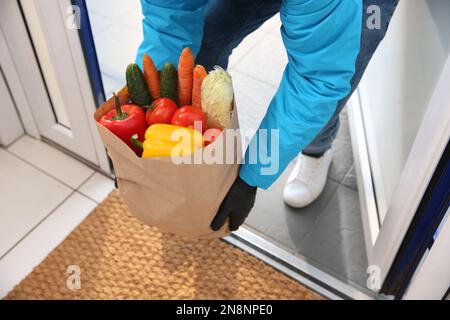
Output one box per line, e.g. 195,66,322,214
93,48,241,239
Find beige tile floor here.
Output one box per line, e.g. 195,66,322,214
0,136,114,298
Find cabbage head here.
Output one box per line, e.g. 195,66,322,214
201,66,233,129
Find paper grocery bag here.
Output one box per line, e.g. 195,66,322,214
94,86,241,239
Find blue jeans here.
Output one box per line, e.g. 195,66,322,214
196,0,399,157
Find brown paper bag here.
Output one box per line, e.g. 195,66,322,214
93,87,241,239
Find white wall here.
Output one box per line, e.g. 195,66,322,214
360,0,450,222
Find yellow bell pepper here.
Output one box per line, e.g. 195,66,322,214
131,124,204,157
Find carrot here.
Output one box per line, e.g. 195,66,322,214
177,48,195,106
192,65,207,109
142,53,160,100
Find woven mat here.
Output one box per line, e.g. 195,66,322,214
6,190,322,300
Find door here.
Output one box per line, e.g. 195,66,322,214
383,142,449,298
0,0,109,172
347,0,450,293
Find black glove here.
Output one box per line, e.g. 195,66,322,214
211,176,257,232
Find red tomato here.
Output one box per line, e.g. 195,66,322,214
171,106,207,133
203,128,222,146
146,98,178,126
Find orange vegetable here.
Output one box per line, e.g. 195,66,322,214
177,48,195,106
192,65,207,109
142,53,160,100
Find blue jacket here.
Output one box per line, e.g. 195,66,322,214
136,0,362,189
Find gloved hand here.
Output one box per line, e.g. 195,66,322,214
211,176,257,232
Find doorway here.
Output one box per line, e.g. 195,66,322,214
2,0,448,300
83,0,449,299
84,0,367,298
0,0,110,172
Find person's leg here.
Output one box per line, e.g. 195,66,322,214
196,0,282,71
284,0,399,208
302,0,400,157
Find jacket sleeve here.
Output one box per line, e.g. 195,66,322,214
135,0,209,69
239,0,362,189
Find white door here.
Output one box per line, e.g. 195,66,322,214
0,0,109,172
347,0,450,288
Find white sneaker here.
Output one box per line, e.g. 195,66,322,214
283,150,332,208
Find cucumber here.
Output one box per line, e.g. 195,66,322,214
160,63,178,105
126,63,152,106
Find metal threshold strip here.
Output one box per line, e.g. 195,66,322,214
223,227,375,300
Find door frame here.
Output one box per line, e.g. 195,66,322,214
348,53,450,286
229,227,375,300
0,1,41,139
54,0,110,173
0,0,110,173
0,65,24,147
403,208,450,300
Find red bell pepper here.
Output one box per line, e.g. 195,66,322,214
98,92,147,155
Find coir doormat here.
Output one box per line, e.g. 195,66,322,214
6,190,323,300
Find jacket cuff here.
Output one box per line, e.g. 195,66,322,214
239,164,274,190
